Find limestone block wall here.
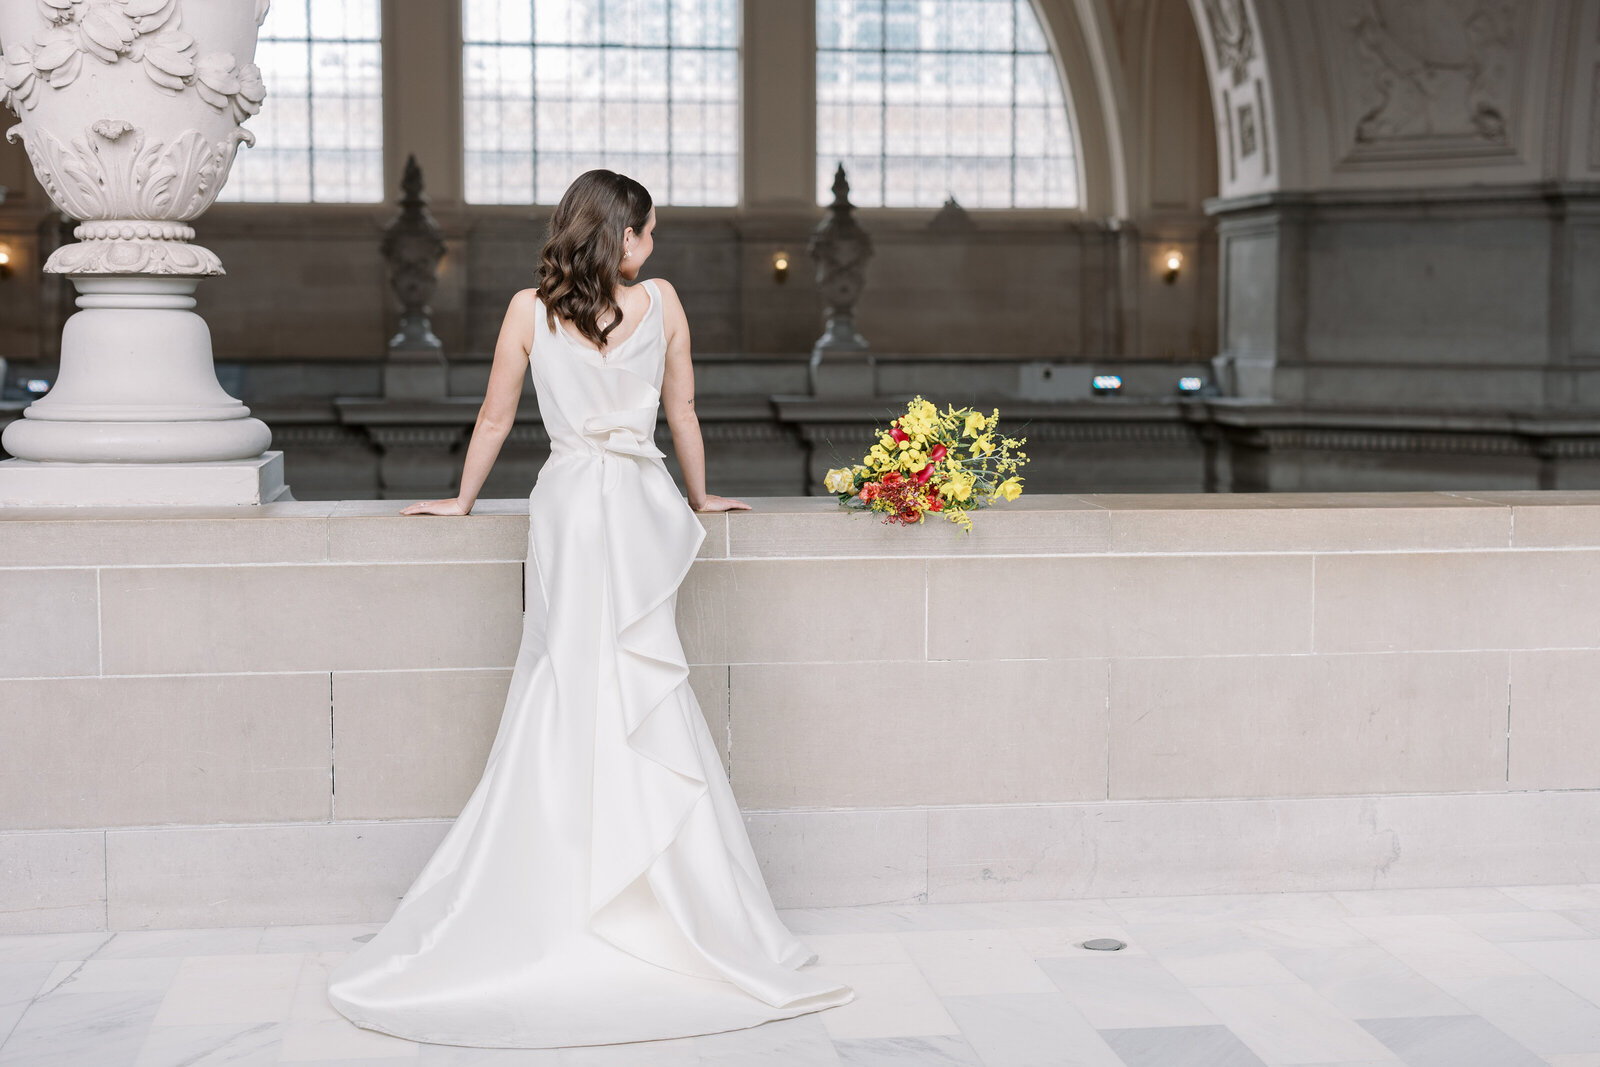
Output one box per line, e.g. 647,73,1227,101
3,492,1600,934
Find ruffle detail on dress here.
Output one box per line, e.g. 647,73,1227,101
581,457,850,1010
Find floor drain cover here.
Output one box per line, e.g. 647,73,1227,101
1081,938,1126,951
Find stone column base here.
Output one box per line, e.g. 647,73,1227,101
0,451,291,506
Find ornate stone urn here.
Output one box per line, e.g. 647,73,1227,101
0,0,283,503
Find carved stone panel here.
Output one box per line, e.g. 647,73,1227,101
1322,0,1529,165
1201,0,1256,87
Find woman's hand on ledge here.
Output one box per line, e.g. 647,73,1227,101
693,494,751,513
400,498,472,516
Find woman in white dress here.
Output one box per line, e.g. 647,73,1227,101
325,169,854,1048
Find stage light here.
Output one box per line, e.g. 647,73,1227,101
1178,376,1204,393
25,378,50,393
1092,374,1123,395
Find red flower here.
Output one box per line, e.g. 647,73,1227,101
927,495,943,512
890,426,909,443
882,471,904,486
860,482,880,502
928,443,948,462
915,462,934,484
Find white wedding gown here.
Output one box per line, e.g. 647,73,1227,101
326,279,853,1047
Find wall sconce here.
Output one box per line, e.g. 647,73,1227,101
0,245,12,280
772,250,789,285
1162,250,1183,285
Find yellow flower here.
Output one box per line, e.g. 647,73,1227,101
824,467,856,494
997,476,1022,501
964,412,988,437
971,433,994,455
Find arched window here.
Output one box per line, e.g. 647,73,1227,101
816,0,1079,208
217,0,383,203
463,0,739,206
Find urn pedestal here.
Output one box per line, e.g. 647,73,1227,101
0,0,289,505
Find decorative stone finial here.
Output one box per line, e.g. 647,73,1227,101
806,163,875,397
929,195,974,233
382,154,447,355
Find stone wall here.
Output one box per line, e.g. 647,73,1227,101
4,492,1600,932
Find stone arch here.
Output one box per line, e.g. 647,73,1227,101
1180,0,1281,197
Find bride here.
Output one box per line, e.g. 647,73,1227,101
325,169,854,1047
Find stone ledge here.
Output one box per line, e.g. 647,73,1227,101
4,491,1599,565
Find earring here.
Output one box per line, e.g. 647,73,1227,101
623,250,631,259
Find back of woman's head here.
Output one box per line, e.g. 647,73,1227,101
537,169,653,350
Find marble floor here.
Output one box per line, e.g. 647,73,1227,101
4,885,1600,1066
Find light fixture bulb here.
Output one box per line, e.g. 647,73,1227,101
1165,252,1182,271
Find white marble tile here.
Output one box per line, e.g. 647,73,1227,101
689,1013,842,1066
97,927,269,960
802,962,961,1040
288,952,349,1022
0,931,112,965
1432,974,1600,1056
419,1046,567,1066
152,953,303,1026
940,992,1124,1067
1359,1014,1546,1067
1271,945,1470,1019
1157,948,1306,988
1009,923,1151,960
39,956,182,996
832,1034,982,1065
276,1016,422,1061
1120,919,1248,956
0,988,164,1067
1242,918,1376,952
1033,955,1219,1029
896,929,1057,996
1501,885,1600,911
257,923,385,955
1546,1055,1600,1067
132,1021,286,1066
1502,938,1600,1007
796,934,911,966
1192,983,1398,1064
0,960,54,1042
1451,910,1595,943
1563,911,1600,937
1098,1024,1273,1067
557,1038,708,1067
1333,887,1529,916
1344,915,1540,980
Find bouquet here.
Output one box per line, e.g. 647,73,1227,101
824,396,1028,531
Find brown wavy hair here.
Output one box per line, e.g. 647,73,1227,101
536,169,653,350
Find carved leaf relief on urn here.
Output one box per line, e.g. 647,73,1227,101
0,0,271,275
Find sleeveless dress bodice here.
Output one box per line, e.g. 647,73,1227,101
325,278,853,1048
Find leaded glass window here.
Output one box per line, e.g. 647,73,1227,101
463,0,739,206
816,0,1079,208
218,0,383,203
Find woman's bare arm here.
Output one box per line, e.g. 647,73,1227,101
657,279,748,513
401,289,537,515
